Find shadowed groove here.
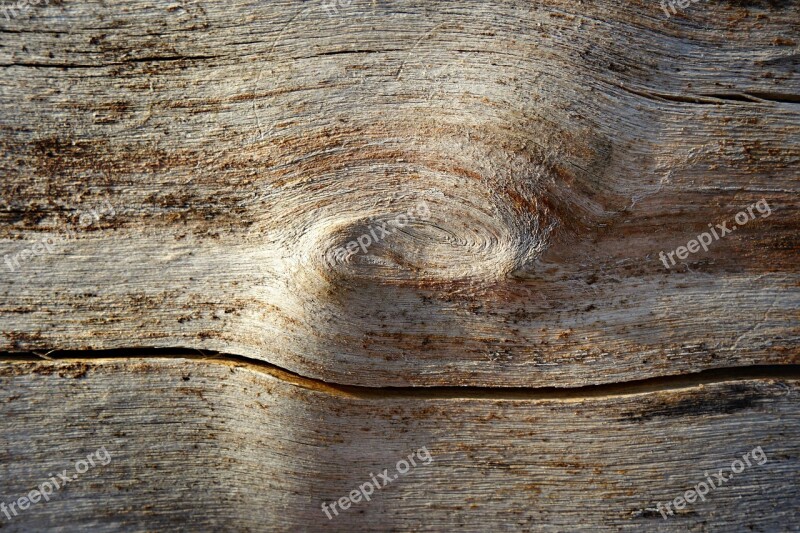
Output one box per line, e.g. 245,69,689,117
2,349,799,400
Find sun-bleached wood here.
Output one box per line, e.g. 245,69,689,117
1,1,798,529
0,357,797,531
0,0,797,386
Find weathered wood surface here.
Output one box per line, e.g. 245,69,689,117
0,0,798,386
0,1,798,530
0,356,797,531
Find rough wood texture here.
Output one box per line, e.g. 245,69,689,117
0,1,798,529
0,0,798,386
0,357,797,531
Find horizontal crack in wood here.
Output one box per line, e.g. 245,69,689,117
1,348,799,401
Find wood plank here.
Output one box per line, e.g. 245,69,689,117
0,1,798,388
0,356,797,531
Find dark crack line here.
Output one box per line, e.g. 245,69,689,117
0,55,219,69
613,83,800,106
0,348,798,400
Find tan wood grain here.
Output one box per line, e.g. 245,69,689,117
0,356,796,531
0,0,797,386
